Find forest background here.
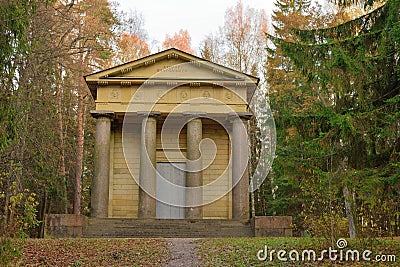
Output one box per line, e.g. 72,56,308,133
0,0,398,243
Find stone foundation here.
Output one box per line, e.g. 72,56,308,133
44,214,292,238
251,216,293,237
44,214,88,238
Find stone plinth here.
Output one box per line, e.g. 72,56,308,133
251,216,293,237
44,214,88,238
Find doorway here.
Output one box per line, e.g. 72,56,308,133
156,162,186,219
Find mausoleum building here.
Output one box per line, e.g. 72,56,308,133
84,48,257,221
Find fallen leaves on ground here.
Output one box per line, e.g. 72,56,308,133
11,238,170,267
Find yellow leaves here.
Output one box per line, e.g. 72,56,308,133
27,194,36,203
286,126,299,141
9,193,23,208
1,181,39,237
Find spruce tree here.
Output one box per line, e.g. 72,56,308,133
269,0,399,237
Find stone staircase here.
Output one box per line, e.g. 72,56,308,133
83,218,254,238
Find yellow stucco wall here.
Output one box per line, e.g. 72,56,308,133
202,119,231,219
109,123,140,218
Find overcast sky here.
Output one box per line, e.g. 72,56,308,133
114,0,277,53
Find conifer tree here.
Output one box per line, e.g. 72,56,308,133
264,0,330,234
269,0,399,237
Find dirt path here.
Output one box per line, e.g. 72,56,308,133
165,238,202,267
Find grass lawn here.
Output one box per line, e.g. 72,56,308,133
10,238,170,267
198,237,400,266
5,237,399,266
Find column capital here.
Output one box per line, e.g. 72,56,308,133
228,112,253,122
137,111,161,118
90,110,115,120
183,112,207,119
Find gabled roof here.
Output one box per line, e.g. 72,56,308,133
85,48,259,81
84,48,259,101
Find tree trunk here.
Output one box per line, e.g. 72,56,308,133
343,185,356,238
57,79,68,214
73,55,85,214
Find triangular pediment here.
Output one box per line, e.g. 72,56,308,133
85,48,258,83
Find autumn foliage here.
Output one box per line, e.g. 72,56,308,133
117,32,150,63
162,29,194,54
200,1,268,75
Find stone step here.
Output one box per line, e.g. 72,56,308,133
83,218,254,238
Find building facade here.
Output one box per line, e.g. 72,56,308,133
85,49,257,221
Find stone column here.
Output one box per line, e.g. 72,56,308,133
230,114,251,221
90,110,114,218
185,115,203,219
138,112,158,218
